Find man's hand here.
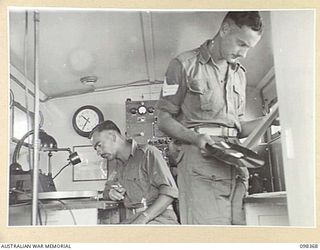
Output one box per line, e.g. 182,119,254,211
195,133,215,155
108,185,126,201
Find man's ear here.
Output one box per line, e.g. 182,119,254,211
105,130,117,142
219,21,231,38
108,130,116,142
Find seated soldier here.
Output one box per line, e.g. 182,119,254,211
89,120,179,224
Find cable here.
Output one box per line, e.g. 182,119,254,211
10,189,48,225
96,81,162,92
95,79,163,92
38,202,48,226
56,200,77,225
37,205,43,225
52,162,71,180
10,189,80,226
44,79,164,101
11,129,39,169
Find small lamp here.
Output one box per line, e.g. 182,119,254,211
39,131,57,150
11,129,56,172
68,151,81,165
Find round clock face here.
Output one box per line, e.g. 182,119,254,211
72,105,104,137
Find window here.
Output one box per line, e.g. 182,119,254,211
11,102,34,141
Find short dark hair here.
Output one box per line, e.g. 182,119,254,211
89,120,121,139
223,11,263,34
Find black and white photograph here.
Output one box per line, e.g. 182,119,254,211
7,6,315,232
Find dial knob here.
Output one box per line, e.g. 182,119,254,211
137,105,147,115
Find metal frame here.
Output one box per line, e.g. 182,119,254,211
31,10,40,226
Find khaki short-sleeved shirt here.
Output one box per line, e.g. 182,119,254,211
156,40,246,132
104,140,178,209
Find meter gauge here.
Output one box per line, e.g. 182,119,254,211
130,107,137,114
147,107,155,114
137,105,147,115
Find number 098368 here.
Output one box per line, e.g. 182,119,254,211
300,244,318,248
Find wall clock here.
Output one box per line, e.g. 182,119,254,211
72,105,104,137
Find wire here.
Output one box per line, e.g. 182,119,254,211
38,202,48,226
52,162,71,180
10,189,48,225
45,79,164,101
95,81,162,92
37,205,43,225
11,190,79,226
56,200,77,225
12,130,34,164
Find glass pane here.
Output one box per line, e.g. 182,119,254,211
13,105,34,140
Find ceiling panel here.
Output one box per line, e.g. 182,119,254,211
9,9,274,98
10,10,149,97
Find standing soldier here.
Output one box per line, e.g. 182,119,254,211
156,11,264,225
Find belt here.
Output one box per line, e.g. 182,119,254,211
130,204,173,214
191,126,238,137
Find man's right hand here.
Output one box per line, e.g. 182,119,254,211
109,186,126,201
195,133,215,155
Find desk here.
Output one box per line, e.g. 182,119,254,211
9,199,120,226
244,191,289,226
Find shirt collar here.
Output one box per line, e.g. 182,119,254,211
199,39,246,72
127,138,138,157
199,39,212,64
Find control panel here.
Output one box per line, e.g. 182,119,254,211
126,99,166,143
125,99,170,160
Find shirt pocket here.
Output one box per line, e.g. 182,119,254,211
232,83,245,116
124,176,146,201
187,78,214,111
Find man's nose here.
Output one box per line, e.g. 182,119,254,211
96,148,102,156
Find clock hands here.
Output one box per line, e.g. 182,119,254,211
81,115,90,122
81,115,91,130
82,120,88,130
